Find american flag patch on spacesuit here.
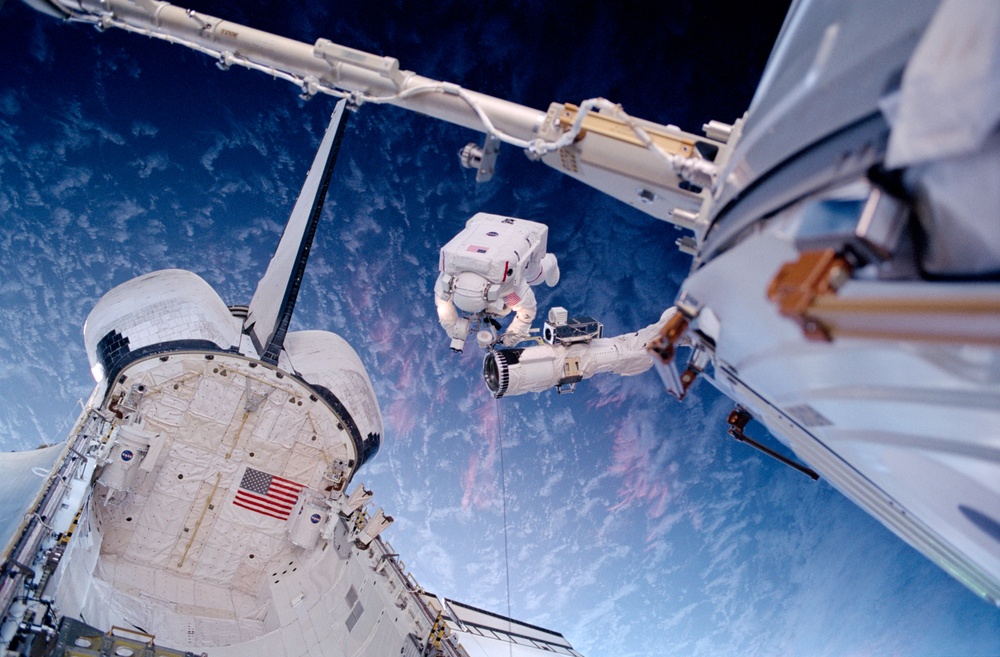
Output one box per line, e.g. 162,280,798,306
503,292,521,306
467,245,488,254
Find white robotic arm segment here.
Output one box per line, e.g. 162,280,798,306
485,308,675,397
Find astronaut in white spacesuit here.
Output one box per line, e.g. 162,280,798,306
435,213,559,351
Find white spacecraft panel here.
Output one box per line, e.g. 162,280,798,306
683,224,1000,600
885,1,1000,167
718,0,938,209
456,638,576,657
0,444,66,560
444,598,582,657
283,330,383,463
83,269,241,383
46,349,374,649
880,2,1000,276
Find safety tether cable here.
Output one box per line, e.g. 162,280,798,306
494,397,514,657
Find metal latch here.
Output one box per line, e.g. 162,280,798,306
649,312,703,400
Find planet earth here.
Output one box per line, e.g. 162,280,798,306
1,1,999,655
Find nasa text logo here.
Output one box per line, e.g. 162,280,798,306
120,449,134,462
310,513,322,524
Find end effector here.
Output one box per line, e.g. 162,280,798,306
435,213,559,351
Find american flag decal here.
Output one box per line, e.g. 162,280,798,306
467,245,488,254
233,467,305,520
503,292,521,306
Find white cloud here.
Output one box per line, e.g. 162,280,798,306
131,120,158,138
0,91,20,117
130,152,169,179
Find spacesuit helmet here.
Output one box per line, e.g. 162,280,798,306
452,271,493,313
